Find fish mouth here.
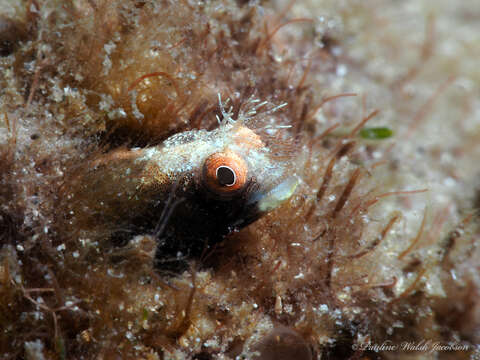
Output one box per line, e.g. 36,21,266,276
216,176,299,232
256,176,299,213
244,175,298,216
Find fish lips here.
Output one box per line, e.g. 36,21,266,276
230,175,299,230
190,175,298,235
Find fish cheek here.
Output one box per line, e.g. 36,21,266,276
152,188,257,272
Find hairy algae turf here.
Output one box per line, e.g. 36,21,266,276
1,1,479,359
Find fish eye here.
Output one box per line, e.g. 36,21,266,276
216,166,236,186
203,151,247,195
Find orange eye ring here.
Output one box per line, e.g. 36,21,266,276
203,151,248,194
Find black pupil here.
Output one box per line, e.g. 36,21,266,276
216,166,236,186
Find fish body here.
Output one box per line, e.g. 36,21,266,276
62,100,297,271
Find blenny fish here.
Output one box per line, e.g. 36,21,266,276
63,96,297,272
